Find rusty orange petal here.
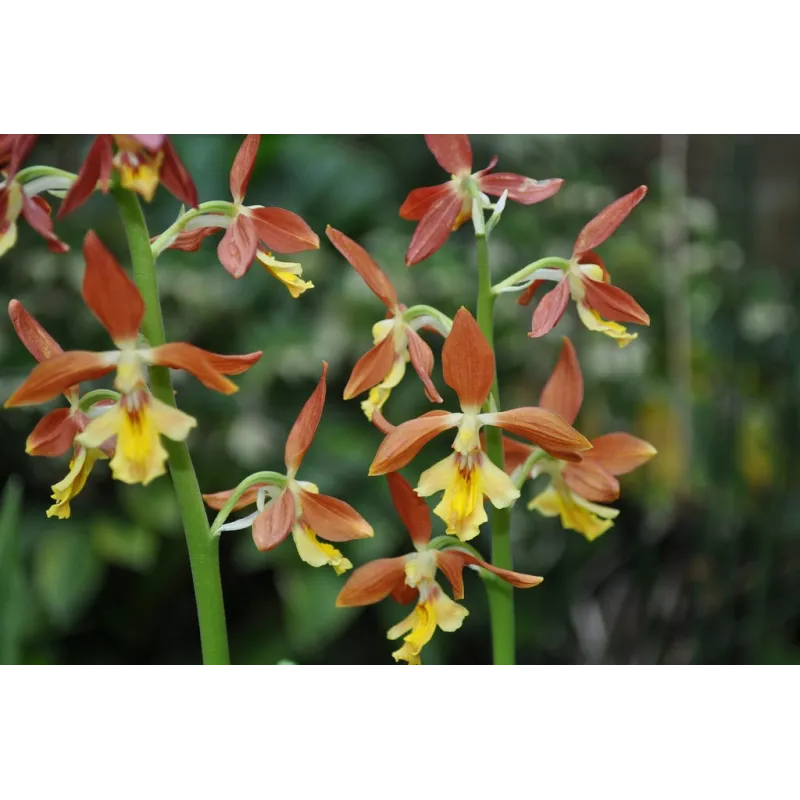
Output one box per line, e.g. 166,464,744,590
573,185,648,257
539,337,583,425
582,279,650,326
479,174,564,205
399,183,454,221
252,490,296,552
447,549,543,589
405,189,463,267
299,490,373,542
370,408,395,435
148,343,243,394
284,362,327,472
434,550,467,600
442,307,494,410
202,483,269,511
424,134,472,174
584,432,657,475
217,214,258,278
58,135,114,218
517,279,544,307
250,207,319,253
5,351,115,407
563,461,620,503
1,134,38,179
82,231,144,345
392,583,418,605
406,328,443,404
165,226,220,252
8,300,63,363
26,408,79,457
204,350,263,376
22,196,68,254
336,557,407,607
159,138,198,208
369,410,457,476
229,134,260,204
529,278,570,338
343,335,397,400
325,226,398,309
500,435,534,474
386,472,431,548
486,407,591,458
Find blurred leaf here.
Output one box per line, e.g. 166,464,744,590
279,568,357,656
91,518,159,573
118,482,181,537
0,477,24,664
34,526,104,628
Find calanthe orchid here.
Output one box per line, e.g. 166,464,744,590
326,226,445,422
401,134,564,266
518,186,650,346
4,232,262,486
1,134,66,257
505,337,656,540
369,308,592,541
337,472,543,664
156,135,319,293
8,300,115,518
58,135,198,217
203,363,373,575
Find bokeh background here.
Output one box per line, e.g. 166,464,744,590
2,134,798,665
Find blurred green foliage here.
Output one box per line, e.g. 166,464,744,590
1,135,798,664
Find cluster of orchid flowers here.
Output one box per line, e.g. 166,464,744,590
2,133,655,665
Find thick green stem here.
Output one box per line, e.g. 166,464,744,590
476,234,515,665
113,188,230,665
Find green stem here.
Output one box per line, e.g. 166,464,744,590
476,233,515,665
491,256,571,295
113,188,231,665
210,471,287,536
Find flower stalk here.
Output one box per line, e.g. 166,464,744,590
475,231,516,665
113,187,231,665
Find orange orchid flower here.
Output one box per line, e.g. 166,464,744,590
520,186,650,346
401,134,563,266
4,232,262,486
160,135,319,291
504,337,656,540
58,135,197,217
1,135,66,257
369,308,592,541
203,363,373,574
337,472,542,664
326,226,444,421
8,300,115,518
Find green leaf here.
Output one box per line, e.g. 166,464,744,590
0,477,24,664
33,525,104,628
91,518,159,573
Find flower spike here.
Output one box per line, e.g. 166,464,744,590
337,472,542,664
402,134,563,266
204,363,373,574
370,308,590,541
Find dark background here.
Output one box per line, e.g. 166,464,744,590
2,134,798,664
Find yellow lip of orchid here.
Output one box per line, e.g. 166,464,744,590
46,446,100,520
256,251,314,298
529,482,619,542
